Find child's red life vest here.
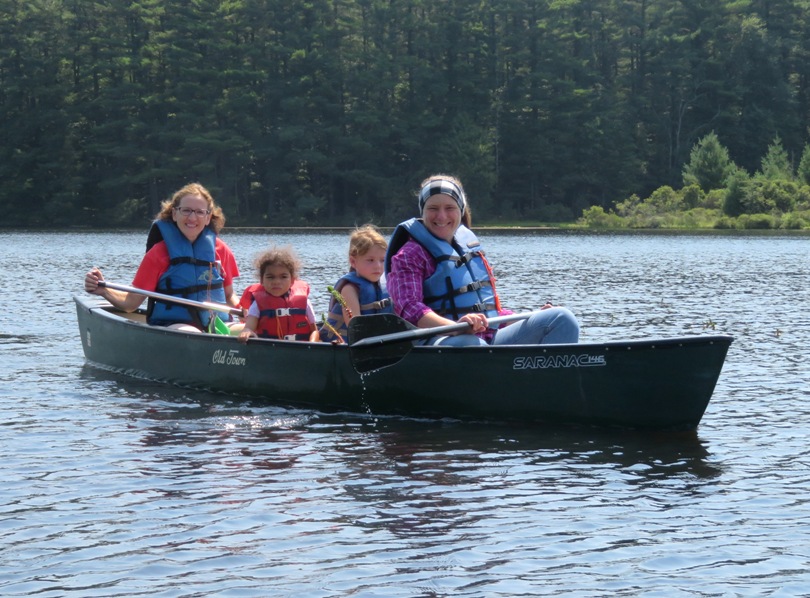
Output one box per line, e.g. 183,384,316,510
248,280,311,340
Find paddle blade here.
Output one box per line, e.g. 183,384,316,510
348,314,416,374
348,313,413,345
208,314,230,335
350,342,415,374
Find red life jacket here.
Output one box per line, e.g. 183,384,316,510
240,283,262,310
249,280,311,340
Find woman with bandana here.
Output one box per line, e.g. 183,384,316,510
385,174,580,346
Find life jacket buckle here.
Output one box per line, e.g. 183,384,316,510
275,308,292,317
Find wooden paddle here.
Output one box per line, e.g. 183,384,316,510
97,280,244,318
347,311,538,373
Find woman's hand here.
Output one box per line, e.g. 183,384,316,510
417,310,486,334
83,267,141,312
458,312,488,334
84,267,105,296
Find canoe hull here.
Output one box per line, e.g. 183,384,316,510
74,295,732,430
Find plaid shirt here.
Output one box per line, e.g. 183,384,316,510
387,239,436,325
387,238,509,342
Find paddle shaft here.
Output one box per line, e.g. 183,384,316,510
350,311,538,348
98,280,244,318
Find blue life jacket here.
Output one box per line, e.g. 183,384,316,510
319,272,392,342
147,220,227,329
385,218,499,322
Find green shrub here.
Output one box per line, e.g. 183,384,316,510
758,179,797,212
614,194,642,217
736,213,774,229
714,215,736,229
780,212,809,229
578,206,624,228
679,208,721,228
795,186,810,211
647,186,682,212
723,168,750,216
703,189,725,210
681,184,704,209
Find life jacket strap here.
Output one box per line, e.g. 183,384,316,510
159,281,224,296
456,280,491,294
361,297,392,311
424,279,491,304
168,256,220,270
258,307,306,318
437,250,482,268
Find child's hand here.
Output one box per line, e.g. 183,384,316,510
238,329,255,344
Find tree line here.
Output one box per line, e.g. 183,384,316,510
2,0,810,228
580,132,810,229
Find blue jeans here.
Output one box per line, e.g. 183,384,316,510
492,307,579,345
425,307,580,347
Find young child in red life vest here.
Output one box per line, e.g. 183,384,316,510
237,246,320,343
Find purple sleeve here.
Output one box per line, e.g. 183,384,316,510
387,240,436,326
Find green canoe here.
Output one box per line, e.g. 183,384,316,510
74,295,732,430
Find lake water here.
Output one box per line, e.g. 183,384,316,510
1,229,809,596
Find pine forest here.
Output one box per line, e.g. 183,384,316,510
2,0,810,229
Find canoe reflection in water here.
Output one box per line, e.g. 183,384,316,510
80,362,724,545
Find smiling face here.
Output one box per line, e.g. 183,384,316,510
171,193,212,242
261,263,294,297
350,245,386,283
422,193,462,242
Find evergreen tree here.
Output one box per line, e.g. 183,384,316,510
2,0,810,227
759,136,793,180
724,15,797,173
723,167,751,217
682,132,736,191
0,0,75,225
798,144,810,185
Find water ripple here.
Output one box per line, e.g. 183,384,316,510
2,230,810,595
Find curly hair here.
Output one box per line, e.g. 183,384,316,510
254,246,301,280
154,183,226,233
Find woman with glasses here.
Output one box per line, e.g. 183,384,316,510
84,183,241,332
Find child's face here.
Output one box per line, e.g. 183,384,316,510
350,245,386,283
261,263,293,297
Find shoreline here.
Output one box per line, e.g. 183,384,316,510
4,225,810,236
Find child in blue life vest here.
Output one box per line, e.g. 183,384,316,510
237,246,320,343
320,225,392,343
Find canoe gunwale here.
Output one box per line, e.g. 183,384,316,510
83,297,732,353
74,295,733,430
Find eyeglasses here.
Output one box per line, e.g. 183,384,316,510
174,207,210,218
